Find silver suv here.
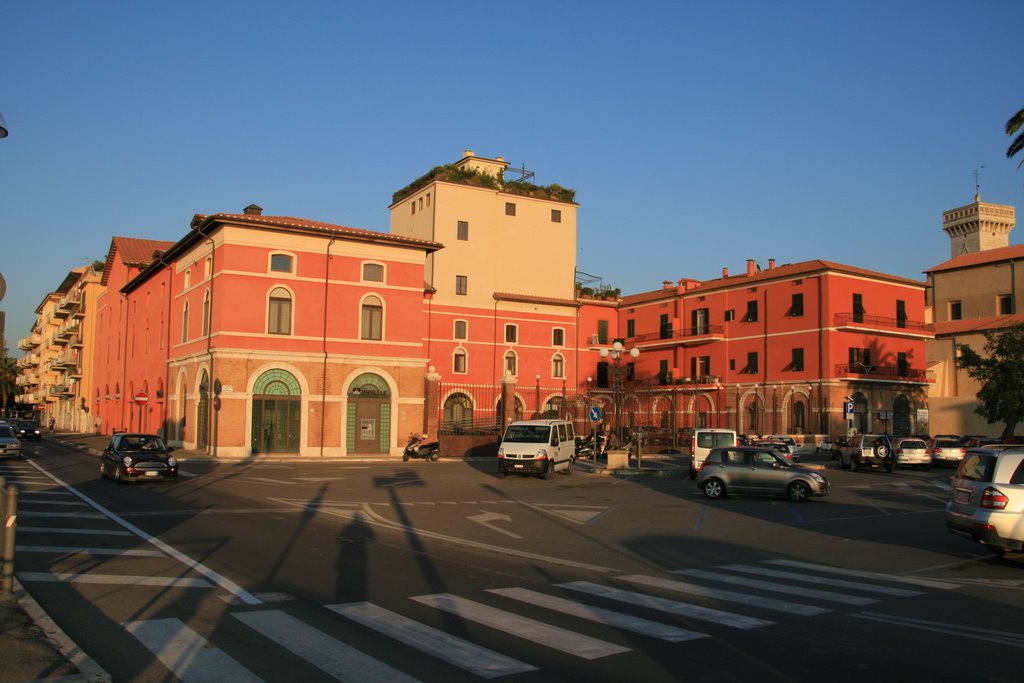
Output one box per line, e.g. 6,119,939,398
839,433,895,473
696,446,829,502
945,446,1024,557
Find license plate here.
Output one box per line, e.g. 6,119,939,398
145,471,159,477
514,464,524,469
954,489,970,504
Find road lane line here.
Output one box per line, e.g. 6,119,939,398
559,581,775,629
329,601,535,678
21,572,213,588
18,526,134,536
488,587,708,642
619,574,831,616
721,564,923,597
19,511,107,518
234,609,421,682
852,612,1024,647
672,568,878,606
125,618,265,682
412,593,630,659
765,560,960,590
15,545,166,557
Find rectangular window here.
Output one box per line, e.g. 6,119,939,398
746,351,758,374
362,263,384,282
455,275,467,296
849,347,872,369
453,351,467,374
505,324,517,343
660,313,672,339
411,202,416,215
626,319,635,338
791,348,804,371
896,299,907,328
551,209,561,223
552,355,564,378
853,293,864,323
597,320,609,344
457,221,469,241
660,359,670,385
597,361,609,388
454,320,467,339
692,308,709,334
950,300,962,320
552,328,564,346
626,362,635,381
745,300,758,322
790,293,804,317
729,359,736,371
268,297,291,335
999,294,1014,315
725,309,735,322
270,254,293,273
505,202,516,216
361,304,382,340
897,352,908,376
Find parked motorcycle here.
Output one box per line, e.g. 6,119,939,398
403,433,440,461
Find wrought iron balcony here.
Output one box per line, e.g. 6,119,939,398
833,312,933,336
834,363,932,382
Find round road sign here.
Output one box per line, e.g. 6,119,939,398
133,391,149,406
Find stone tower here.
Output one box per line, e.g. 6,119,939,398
943,195,1016,257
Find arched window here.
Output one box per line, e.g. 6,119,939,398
552,353,564,379
184,269,191,289
792,400,806,434
268,287,292,335
201,289,211,337
453,348,467,374
504,351,517,376
181,301,189,343
360,295,383,340
443,393,473,431
204,256,212,280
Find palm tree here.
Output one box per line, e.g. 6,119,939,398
0,355,17,417
1007,106,1024,170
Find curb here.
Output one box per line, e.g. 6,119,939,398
12,578,111,683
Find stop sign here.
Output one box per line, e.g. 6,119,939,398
133,391,149,406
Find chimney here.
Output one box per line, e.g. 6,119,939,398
722,267,729,278
768,258,776,270
463,149,474,158
663,280,674,289
243,204,263,216
746,259,756,276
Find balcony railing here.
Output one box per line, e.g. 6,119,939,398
632,325,726,344
834,363,931,381
17,334,41,350
833,312,932,334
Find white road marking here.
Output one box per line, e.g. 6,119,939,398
234,609,420,682
18,526,134,536
243,477,295,485
17,490,73,497
524,503,610,524
19,510,106,518
559,581,775,629
672,568,879,605
18,499,89,507
15,545,166,557
467,511,522,539
765,560,961,590
619,574,831,616
329,601,535,678
721,564,923,597
125,618,265,682
412,593,630,659
853,612,1024,647
20,572,213,588
488,587,708,642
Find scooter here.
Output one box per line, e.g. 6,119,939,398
403,433,440,461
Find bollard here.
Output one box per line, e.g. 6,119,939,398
1,484,18,595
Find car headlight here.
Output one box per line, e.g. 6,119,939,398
122,456,133,467
536,448,548,458
167,456,177,467
497,448,505,458
810,473,825,483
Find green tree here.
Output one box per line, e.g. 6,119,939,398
1007,106,1024,170
956,323,1024,436
0,354,16,417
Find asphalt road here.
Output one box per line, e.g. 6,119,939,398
4,440,1023,682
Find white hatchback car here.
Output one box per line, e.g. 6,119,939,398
946,446,1024,557
891,437,932,469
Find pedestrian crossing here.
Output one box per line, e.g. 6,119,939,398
113,559,959,680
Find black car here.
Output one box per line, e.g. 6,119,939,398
16,420,41,441
99,433,178,482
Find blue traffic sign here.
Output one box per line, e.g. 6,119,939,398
589,406,602,422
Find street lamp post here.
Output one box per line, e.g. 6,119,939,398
598,341,640,447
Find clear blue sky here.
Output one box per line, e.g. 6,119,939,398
2,1,1021,346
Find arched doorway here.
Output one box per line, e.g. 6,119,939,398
893,395,911,436
347,373,390,454
251,369,302,454
196,371,210,451
443,392,473,432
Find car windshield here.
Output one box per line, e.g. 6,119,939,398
120,435,166,451
935,440,961,448
502,425,551,443
0,426,15,438
19,421,37,430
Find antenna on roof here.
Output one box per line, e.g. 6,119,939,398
973,165,985,200
505,162,535,184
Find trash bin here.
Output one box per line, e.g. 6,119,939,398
606,449,630,470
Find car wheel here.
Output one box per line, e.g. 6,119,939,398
565,457,574,475
787,481,811,502
544,461,555,480
99,462,106,479
114,464,127,484
702,478,725,499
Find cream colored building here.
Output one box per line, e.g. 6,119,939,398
925,195,1021,436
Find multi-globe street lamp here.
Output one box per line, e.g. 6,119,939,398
598,340,640,447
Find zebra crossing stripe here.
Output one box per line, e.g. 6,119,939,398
328,601,536,679
17,526,133,536
559,581,775,630
765,560,960,590
487,587,709,642
618,574,831,617
234,610,420,682
124,618,264,682
19,511,106,519
19,572,213,589
720,564,924,597
412,593,630,660
672,568,879,606
15,545,166,557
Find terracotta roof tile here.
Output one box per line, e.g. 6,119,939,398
932,313,1024,336
194,213,442,250
102,236,175,286
926,244,1024,274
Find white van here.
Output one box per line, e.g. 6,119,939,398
690,428,738,478
497,419,576,479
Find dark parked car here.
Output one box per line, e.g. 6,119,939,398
99,433,178,483
16,420,41,441
696,446,829,502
